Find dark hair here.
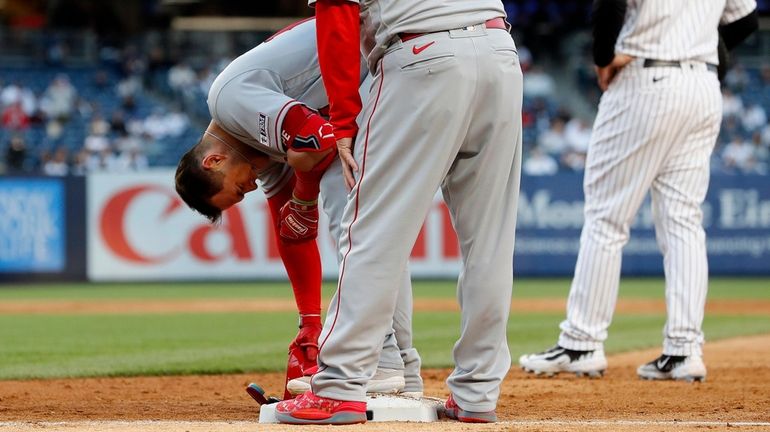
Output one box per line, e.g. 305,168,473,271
175,139,224,224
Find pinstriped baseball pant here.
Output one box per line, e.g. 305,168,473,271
558,59,722,357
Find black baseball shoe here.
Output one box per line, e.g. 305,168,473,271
637,354,706,382
518,344,606,377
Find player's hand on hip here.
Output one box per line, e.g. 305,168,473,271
278,199,319,242
595,54,634,91
336,137,358,190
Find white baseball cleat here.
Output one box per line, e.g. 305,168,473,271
637,354,706,382
518,345,607,377
286,367,406,396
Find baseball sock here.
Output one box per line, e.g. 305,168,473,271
267,180,322,316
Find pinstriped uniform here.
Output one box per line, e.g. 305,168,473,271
558,0,756,357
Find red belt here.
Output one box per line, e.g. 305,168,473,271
398,17,507,42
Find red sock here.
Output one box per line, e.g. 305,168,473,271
267,179,322,316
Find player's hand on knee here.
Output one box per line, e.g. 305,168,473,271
279,199,319,242
336,137,358,190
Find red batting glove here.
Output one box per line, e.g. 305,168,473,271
279,198,319,242
293,314,322,371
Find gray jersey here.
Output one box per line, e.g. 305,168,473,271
207,18,367,196
308,0,506,72
306,0,522,414
616,0,757,64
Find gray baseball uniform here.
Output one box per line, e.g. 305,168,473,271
558,0,757,357
207,18,421,387
310,0,523,412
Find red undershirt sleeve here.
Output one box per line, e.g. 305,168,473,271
315,0,361,140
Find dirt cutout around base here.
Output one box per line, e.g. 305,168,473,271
1,334,768,432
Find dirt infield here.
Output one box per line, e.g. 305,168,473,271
2,297,769,315
1,334,769,431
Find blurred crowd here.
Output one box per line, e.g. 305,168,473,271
0,44,193,176
520,60,770,176
1,25,769,178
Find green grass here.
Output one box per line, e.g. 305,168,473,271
0,277,768,300
0,278,768,380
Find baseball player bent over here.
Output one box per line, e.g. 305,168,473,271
174,18,423,400
519,0,758,382
274,0,523,425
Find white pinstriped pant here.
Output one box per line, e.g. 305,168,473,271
558,59,722,357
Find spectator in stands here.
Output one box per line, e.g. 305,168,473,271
116,147,149,171
523,146,558,176
561,117,591,171
117,75,141,114
71,149,90,176
89,112,111,136
722,135,758,174
143,108,170,140
119,45,147,78
40,74,76,121
164,106,189,137
1,80,37,119
84,128,110,154
110,110,127,136
114,129,142,154
721,88,744,119
527,97,553,132
77,97,93,118
538,117,569,156
167,61,196,96
43,147,70,176
1,102,30,130
523,64,556,98
143,107,189,140
4,135,28,174
46,119,64,141
724,63,750,91
94,146,120,172
741,103,767,133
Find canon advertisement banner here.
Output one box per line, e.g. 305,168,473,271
86,171,462,281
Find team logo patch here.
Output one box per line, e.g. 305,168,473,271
258,113,269,145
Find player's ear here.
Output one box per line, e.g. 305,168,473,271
202,153,225,171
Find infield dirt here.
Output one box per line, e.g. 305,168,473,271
1,298,768,431
1,334,768,431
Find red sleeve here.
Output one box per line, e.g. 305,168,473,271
292,150,337,202
316,0,361,140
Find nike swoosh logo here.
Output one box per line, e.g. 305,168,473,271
652,76,666,83
412,42,435,55
657,357,669,369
